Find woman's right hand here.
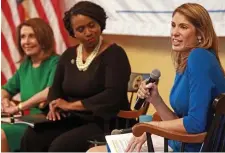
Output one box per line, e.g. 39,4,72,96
46,110,61,121
137,80,160,105
46,101,61,121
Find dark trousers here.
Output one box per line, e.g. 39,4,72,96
20,117,104,152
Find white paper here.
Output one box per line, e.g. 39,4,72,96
1,117,20,123
105,133,173,153
1,116,34,127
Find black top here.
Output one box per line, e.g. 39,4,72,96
47,44,131,121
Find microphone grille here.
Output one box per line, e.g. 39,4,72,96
150,69,161,79
111,129,121,135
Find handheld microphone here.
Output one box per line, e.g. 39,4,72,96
111,128,132,135
134,69,161,110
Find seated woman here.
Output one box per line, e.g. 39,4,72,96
88,3,225,152
20,1,132,152
1,18,59,152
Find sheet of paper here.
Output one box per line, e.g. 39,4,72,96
106,133,173,153
1,116,34,127
1,117,20,123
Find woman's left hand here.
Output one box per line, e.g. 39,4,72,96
51,98,70,111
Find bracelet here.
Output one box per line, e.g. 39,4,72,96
18,103,23,111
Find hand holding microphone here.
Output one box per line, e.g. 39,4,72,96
134,69,161,110
137,81,159,103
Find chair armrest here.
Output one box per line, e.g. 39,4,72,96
132,123,206,143
117,108,145,119
152,112,162,121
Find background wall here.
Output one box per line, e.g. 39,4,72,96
70,36,225,114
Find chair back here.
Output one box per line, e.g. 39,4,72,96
127,72,150,114
87,72,151,147
201,93,225,152
110,72,151,131
132,93,225,152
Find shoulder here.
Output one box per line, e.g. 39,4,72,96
188,48,215,63
102,43,128,60
19,58,31,70
101,44,131,70
48,54,60,62
187,48,216,69
62,46,77,56
59,46,77,61
107,43,126,54
43,54,60,66
188,48,216,65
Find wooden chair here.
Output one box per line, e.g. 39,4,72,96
115,72,150,128
132,93,225,152
88,72,151,146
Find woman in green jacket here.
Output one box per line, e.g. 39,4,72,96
1,18,59,152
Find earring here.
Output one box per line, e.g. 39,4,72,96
197,36,202,43
71,59,75,64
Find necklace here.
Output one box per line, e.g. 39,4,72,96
76,36,102,71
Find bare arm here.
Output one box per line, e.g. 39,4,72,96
151,95,179,121
138,82,178,121
150,118,187,133
19,87,50,110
